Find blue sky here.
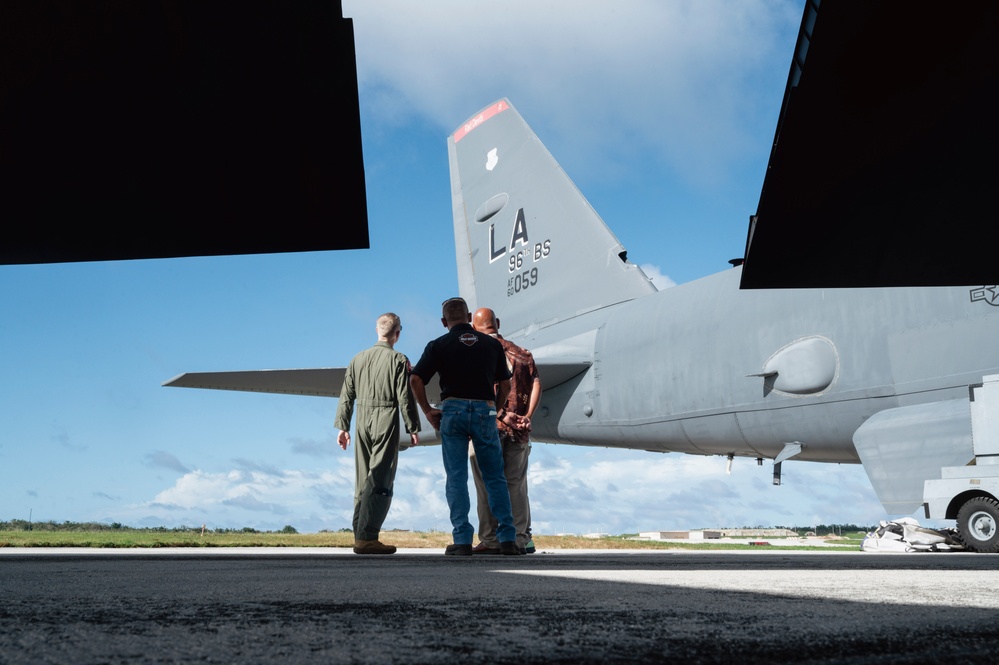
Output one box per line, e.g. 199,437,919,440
1,1,896,535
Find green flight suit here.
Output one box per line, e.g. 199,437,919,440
334,341,421,540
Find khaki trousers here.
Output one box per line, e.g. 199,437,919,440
470,439,531,548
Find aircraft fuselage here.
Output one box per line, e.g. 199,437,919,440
513,267,999,464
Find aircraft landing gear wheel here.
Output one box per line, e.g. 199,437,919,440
956,496,999,553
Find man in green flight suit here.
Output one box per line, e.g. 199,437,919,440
335,312,421,555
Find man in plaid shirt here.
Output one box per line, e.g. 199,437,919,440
469,307,542,554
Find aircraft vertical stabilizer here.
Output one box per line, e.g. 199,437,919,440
447,99,656,336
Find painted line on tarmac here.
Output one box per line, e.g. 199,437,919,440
497,567,999,608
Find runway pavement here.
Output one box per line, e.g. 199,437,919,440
1,548,997,664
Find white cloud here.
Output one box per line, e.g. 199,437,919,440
525,445,886,534
144,450,190,474
640,263,677,290
289,435,338,458
120,444,890,534
343,0,801,188
380,462,453,532
51,426,86,452
127,466,356,531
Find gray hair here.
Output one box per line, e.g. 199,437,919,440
376,312,401,338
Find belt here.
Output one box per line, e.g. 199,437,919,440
357,399,395,407
442,397,496,407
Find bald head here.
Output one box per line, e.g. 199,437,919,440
472,307,499,335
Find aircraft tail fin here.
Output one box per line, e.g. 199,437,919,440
448,99,655,337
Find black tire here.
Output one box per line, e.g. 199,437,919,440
956,496,999,553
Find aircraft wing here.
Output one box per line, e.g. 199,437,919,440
163,368,444,403
163,368,347,397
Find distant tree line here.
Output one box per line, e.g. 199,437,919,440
760,524,878,535
2,520,878,536
1,520,128,532
0,520,299,534
809,523,878,536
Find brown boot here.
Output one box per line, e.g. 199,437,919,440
353,539,397,555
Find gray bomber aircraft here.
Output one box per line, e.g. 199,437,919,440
166,98,999,551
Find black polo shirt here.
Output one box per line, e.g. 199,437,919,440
412,323,512,402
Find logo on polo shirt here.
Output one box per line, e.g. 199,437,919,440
459,333,478,346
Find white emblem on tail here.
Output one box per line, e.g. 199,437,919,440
971,286,999,306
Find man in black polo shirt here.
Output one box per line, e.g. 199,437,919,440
410,297,521,556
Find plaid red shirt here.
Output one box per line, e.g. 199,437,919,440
494,334,539,444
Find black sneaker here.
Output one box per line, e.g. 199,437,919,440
445,543,472,556
499,541,523,556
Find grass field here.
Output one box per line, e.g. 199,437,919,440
0,529,863,550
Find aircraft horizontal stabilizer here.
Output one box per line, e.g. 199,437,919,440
853,400,975,514
522,328,597,389
162,368,347,398
533,359,592,392
163,368,444,404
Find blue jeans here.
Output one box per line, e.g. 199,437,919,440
440,399,516,545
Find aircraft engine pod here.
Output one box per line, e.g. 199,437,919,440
761,336,838,396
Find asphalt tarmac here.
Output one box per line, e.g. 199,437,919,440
1,548,997,664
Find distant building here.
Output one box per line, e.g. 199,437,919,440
638,528,797,540
719,528,798,538
639,530,721,540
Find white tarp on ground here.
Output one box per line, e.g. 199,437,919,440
861,517,964,552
